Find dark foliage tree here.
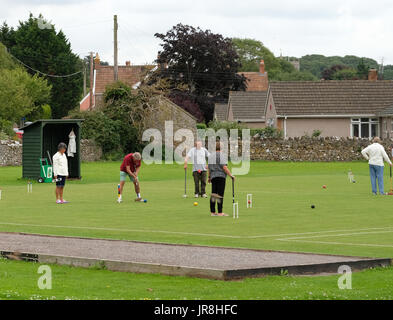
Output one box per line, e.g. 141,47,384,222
0,14,83,118
168,91,204,122
154,24,246,121
321,65,349,80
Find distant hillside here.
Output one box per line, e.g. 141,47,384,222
295,54,393,79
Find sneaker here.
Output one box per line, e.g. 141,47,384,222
117,198,123,203
217,213,229,217
56,200,62,204
202,194,208,198
61,200,69,204
211,213,218,216
135,198,143,202
194,194,199,198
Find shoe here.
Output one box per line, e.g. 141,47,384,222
211,213,218,216
61,200,69,204
202,194,208,198
56,200,62,204
135,198,143,202
217,213,229,217
194,194,199,198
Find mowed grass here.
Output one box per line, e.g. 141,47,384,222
1,161,393,300
1,258,393,300
1,161,393,257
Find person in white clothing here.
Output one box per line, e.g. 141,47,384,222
361,137,392,195
184,141,210,198
53,142,69,204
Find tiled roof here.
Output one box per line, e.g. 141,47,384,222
214,103,228,121
238,72,268,91
378,105,393,116
95,65,154,94
229,91,268,121
270,80,393,116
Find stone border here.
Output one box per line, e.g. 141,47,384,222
1,250,390,281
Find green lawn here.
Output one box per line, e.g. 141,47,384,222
0,161,393,300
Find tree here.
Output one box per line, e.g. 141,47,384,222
154,24,246,121
321,65,348,80
0,42,51,134
0,14,83,118
356,59,369,80
232,38,317,81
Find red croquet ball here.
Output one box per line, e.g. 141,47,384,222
322,185,327,189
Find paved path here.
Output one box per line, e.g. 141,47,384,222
0,232,369,270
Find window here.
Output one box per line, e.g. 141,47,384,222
351,118,379,139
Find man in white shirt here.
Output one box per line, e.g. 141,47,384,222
53,142,69,204
361,137,392,195
184,140,210,198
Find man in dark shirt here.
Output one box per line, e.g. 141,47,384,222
119,152,142,202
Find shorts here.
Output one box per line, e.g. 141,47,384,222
120,171,135,182
56,175,66,187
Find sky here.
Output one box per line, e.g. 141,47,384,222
1,0,393,66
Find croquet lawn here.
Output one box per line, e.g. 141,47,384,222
1,161,393,299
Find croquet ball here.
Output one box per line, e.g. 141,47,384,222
194,202,198,206
353,181,356,183
248,200,251,204
322,185,327,189
311,205,315,209
144,199,147,203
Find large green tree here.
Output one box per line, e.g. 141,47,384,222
232,38,317,81
0,42,51,134
0,14,83,118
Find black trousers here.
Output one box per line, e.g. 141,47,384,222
210,177,226,213
193,171,207,195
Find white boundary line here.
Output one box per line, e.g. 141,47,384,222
0,222,393,240
277,229,393,249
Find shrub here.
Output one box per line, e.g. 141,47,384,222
207,120,246,136
312,129,322,138
103,81,132,103
196,123,207,130
250,127,283,139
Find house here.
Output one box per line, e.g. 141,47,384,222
215,69,393,139
80,54,155,110
238,60,269,91
213,103,228,121
226,91,268,128
213,59,269,125
268,73,393,139
79,53,197,139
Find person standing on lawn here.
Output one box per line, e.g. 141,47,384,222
119,152,142,202
361,137,392,195
184,140,210,198
53,142,69,204
208,141,235,217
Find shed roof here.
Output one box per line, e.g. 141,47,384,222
21,119,84,130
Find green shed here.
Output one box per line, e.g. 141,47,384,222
21,119,84,180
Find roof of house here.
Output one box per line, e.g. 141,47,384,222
238,72,269,91
269,80,393,116
378,105,393,116
229,91,268,121
214,103,228,121
95,65,154,94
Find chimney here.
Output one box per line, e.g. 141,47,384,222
94,53,100,69
368,69,378,81
125,61,131,66
259,60,265,73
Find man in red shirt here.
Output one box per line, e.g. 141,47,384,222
119,152,142,202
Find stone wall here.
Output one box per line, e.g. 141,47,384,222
0,140,22,166
248,137,393,161
0,139,102,166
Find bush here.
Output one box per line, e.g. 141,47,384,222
103,81,132,103
196,123,207,130
312,129,322,138
69,110,121,154
0,119,14,137
207,120,246,136
250,127,283,139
